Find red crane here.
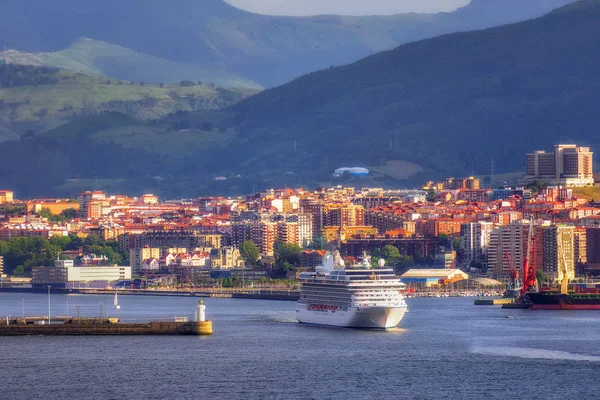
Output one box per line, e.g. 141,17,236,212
504,251,519,281
521,221,538,296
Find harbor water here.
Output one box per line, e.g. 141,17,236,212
2,292,600,399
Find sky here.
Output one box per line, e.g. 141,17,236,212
223,0,472,16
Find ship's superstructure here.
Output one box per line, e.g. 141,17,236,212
296,252,407,329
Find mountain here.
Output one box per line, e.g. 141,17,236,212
0,0,597,198
0,0,576,87
0,38,262,90
222,0,600,178
0,64,259,139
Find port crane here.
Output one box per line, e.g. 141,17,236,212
521,220,538,296
557,229,570,295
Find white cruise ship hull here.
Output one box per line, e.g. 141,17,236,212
296,303,407,329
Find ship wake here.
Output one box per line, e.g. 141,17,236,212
471,346,600,362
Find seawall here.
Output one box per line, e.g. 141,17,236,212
0,320,213,336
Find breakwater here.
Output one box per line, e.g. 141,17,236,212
0,318,213,336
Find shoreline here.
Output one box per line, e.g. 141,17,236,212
0,287,300,301
0,287,505,301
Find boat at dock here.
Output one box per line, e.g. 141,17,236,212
296,252,407,329
526,291,600,310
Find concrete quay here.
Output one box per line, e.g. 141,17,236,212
474,298,515,306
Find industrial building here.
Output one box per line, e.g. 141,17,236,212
32,260,131,289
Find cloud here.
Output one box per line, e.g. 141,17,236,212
223,0,471,16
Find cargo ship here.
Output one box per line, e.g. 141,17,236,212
527,290,600,310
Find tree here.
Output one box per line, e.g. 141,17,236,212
426,189,436,202
37,207,78,222
239,240,259,266
310,236,326,250
452,238,461,251
527,181,549,195
536,270,548,285
271,241,302,278
274,241,301,265
372,245,401,267
13,265,25,277
61,208,77,220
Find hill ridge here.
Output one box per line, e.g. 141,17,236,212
0,0,576,87
0,38,262,89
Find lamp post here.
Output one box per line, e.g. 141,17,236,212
47,285,51,324
21,296,24,319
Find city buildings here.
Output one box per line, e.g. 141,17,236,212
0,190,14,204
423,177,480,191
341,235,439,260
4,179,600,285
525,144,594,187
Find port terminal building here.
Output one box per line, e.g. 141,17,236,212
400,269,469,288
32,260,131,289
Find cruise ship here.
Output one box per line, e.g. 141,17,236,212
296,252,408,329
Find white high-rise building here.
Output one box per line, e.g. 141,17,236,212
459,222,494,270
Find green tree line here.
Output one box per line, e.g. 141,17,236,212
37,207,78,222
0,234,128,276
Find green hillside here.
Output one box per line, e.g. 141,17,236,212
0,38,262,89
0,0,575,87
0,64,259,138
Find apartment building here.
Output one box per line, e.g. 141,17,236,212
230,212,313,254
129,231,221,250
365,208,418,235
488,222,530,277
78,191,107,218
459,222,494,269
130,247,161,274
541,225,575,280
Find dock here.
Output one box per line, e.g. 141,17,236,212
474,297,515,306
